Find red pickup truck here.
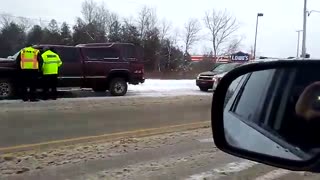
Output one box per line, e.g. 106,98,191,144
0,43,145,98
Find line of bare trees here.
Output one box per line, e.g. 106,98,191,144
0,0,242,73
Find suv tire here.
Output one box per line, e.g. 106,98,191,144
0,79,15,99
109,78,128,96
200,87,209,92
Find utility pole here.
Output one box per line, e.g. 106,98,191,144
301,0,307,58
296,30,303,57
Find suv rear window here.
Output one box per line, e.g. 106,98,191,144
54,47,80,62
84,48,120,60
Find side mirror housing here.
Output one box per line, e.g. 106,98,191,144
211,60,320,172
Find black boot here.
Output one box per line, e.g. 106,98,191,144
30,98,39,102
29,94,38,102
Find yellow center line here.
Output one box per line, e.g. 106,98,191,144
0,121,211,154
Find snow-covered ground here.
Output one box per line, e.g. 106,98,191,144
127,79,210,97
63,79,211,98
0,79,211,103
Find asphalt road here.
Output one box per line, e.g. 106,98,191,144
2,128,319,180
0,94,211,148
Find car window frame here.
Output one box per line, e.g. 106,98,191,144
224,68,311,159
53,47,80,63
267,67,320,157
230,69,275,124
259,68,311,158
223,74,247,108
268,68,298,130
83,47,121,61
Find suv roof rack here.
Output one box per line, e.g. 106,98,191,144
76,42,135,47
33,44,74,48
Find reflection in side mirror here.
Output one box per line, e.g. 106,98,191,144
223,68,311,161
212,60,320,172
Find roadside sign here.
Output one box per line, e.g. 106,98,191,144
231,51,250,62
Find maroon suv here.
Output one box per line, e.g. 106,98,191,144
0,42,145,98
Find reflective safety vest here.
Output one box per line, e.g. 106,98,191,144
20,47,39,70
41,50,62,75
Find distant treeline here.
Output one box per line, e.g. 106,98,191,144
0,0,241,72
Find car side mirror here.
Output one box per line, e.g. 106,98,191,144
211,60,320,172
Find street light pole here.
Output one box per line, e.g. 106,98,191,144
308,10,320,15
301,0,307,58
253,13,263,59
296,30,303,57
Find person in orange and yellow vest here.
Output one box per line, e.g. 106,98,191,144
16,45,43,102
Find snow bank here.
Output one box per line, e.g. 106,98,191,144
128,79,198,92
127,79,209,97
0,80,210,103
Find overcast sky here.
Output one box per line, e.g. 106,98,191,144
1,0,320,58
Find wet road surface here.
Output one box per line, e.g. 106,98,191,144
0,95,211,148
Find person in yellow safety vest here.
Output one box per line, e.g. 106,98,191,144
16,45,43,102
41,47,62,100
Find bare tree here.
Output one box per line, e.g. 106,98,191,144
81,0,111,26
106,12,119,35
222,36,243,55
81,0,120,38
0,14,31,32
96,4,112,30
16,17,32,31
201,45,212,55
0,13,13,28
183,18,201,55
109,13,119,25
164,30,179,70
123,16,135,26
204,9,239,58
137,6,157,40
159,18,171,41
81,0,97,24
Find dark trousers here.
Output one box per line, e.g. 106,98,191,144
20,70,38,101
42,74,58,99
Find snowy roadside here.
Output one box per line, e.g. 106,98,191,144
0,128,212,178
0,79,211,104
128,79,199,92
2,126,316,180
128,79,209,96
0,95,211,112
